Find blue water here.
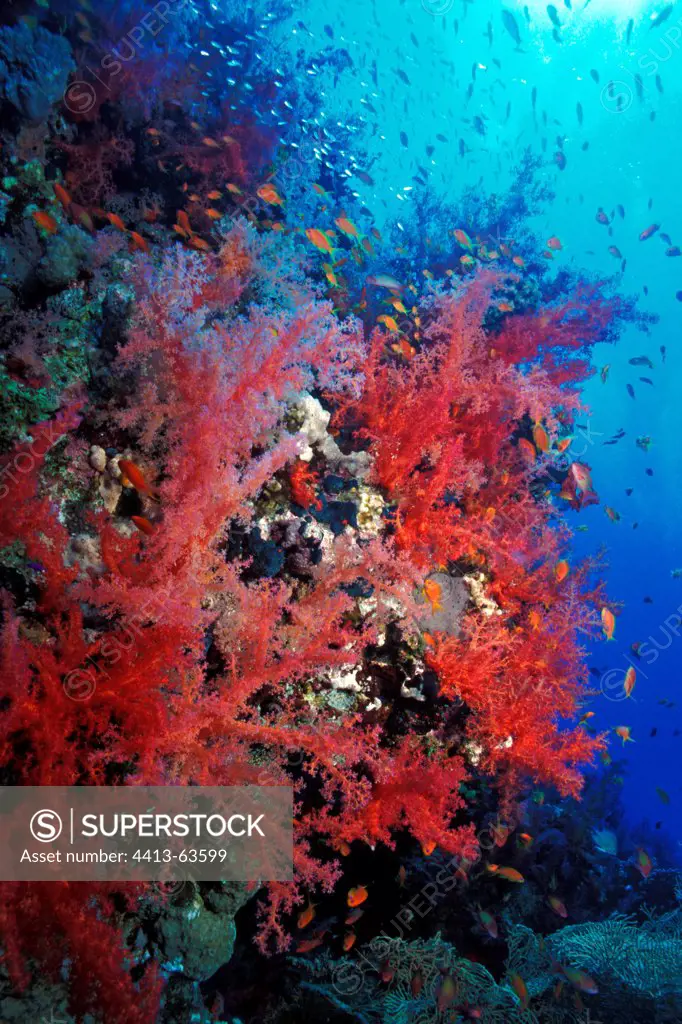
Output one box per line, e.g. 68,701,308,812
273,0,682,852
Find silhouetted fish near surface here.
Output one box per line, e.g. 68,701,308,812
649,4,673,30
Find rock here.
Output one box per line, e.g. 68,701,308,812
0,23,75,123
88,445,107,472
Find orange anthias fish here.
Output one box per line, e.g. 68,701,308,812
257,183,283,205
624,666,636,698
177,210,192,235
106,212,126,231
547,235,563,250
548,896,568,918
615,725,634,745
518,437,536,461
377,314,399,332
635,847,652,878
118,459,157,497
532,423,550,453
306,227,333,254
335,215,359,238
342,930,356,951
347,885,369,907
53,183,72,208
188,236,212,252
296,934,325,953
423,578,443,613
509,973,529,1010
33,210,58,234
131,515,155,536
297,900,316,929
601,607,616,640
421,839,437,856
488,865,524,883
555,560,569,583
454,228,473,250
129,231,150,254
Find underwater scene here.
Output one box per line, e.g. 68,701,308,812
0,0,681,1020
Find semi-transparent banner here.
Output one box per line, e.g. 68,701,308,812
0,786,293,882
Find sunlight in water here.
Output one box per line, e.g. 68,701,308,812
518,0,658,22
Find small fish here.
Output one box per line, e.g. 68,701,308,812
555,560,569,583
437,975,457,1012
454,228,473,250
615,725,634,745
650,4,673,30
345,907,364,925
257,183,283,206
129,231,150,254
377,314,399,333
131,515,154,536
118,459,157,497
656,786,670,805
639,223,660,241
601,607,616,640
334,216,359,238
488,865,524,883
629,355,654,368
367,274,402,291
305,228,333,254
560,966,599,994
477,908,498,938
554,151,567,170
533,423,550,453
342,930,356,951
546,235,562,250
502,9,522,47
347,885,369,907
546,4,561,28
53,183,72,208
410,970,424,997
635,847,652,878
32,210,58,234
605,506,620,522
106,212,126,231
509,973,529,1010
297,900,316,929
627,384,635,399
548,896,568,918
296,934,325,953
624,666,636,698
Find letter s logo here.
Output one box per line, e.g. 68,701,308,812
30,809,63,843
